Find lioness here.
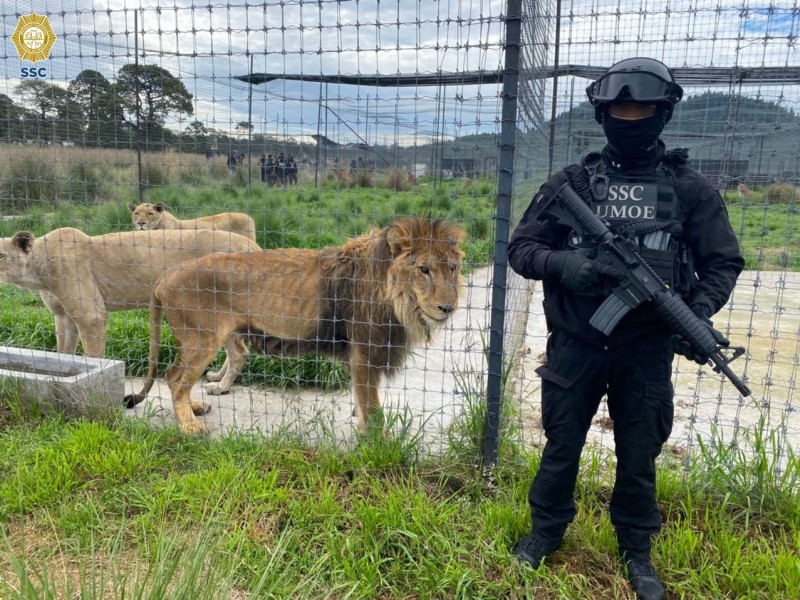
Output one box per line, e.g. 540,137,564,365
0,228,260,358
126,217,466,434
128,202,257,242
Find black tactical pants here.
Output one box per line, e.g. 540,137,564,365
529,328,674,558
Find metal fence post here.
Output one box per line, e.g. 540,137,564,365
483,0,523,470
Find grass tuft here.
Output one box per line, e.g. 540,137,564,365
2,152,61,207
691,413,800,521
0,411,794,598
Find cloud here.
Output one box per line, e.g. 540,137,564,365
2,0,797,143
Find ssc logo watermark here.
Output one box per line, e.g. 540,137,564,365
12,13,57,78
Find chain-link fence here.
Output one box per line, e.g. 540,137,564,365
1,1,798,466
510,0,800,468
0,1,509,454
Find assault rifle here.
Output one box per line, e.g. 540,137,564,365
531,182,751,397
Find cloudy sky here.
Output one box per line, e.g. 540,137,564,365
1,0,798,144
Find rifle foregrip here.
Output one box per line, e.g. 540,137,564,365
653,293,751,397
653,294,718,354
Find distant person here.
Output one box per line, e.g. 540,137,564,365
508,57,745,600
286,154,298,185
276,153,286,186
265,154,276,187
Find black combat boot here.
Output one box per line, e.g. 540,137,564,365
512,532,559,569
625,556,666,600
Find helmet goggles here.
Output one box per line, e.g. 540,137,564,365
589,71,682,104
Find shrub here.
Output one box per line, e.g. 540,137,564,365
764,183,798,204
323,169,350,189
178,163,206,186
1,152,61,208
138,162,171,189
352,171,374,189
208,161,230,180
232,166,250,187
470,217,491,240
319,170,334,186
386,169,410,192
66,160,105,203
478,181,494,195
459,178,475,195
435,193,453,211
345,196,363,215
394,197,411,215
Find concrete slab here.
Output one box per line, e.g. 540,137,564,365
0,346,125,407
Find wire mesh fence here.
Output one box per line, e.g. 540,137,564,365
511,0,800,470
0,0,509,454
0,1,798,467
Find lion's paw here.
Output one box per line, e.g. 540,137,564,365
204,382,231,395
205,369,222,382
191,400,212,415
179,419,208,434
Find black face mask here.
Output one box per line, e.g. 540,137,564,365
602,112,666,157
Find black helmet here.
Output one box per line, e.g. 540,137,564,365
586,57,683,123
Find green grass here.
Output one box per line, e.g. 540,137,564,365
0,399,796,599
722,191,799,270
0,178,498,262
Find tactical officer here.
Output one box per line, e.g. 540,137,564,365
508,57,744,600
265,154,276,187
286,154,298,185
258,154,267,183
276,153,286,186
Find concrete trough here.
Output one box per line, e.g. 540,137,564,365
0,346,125,407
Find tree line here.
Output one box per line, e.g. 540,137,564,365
0,65,271,154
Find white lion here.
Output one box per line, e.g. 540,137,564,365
0,227,260,358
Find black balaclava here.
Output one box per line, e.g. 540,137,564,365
601,104,669,168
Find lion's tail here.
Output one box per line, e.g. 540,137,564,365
123,287,164,409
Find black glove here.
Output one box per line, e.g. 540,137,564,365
546,250,624,294
669,306,730,365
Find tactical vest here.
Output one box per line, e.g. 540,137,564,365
565,153,694,295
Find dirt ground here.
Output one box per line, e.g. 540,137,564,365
126,267,799,459
512,270,800,460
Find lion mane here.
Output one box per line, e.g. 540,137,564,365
126,217,466,434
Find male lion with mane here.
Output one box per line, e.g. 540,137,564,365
126,217,466,434
128,202,257,242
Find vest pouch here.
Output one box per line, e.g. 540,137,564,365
639,247,676,286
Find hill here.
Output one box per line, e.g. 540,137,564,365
552,91,800,134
